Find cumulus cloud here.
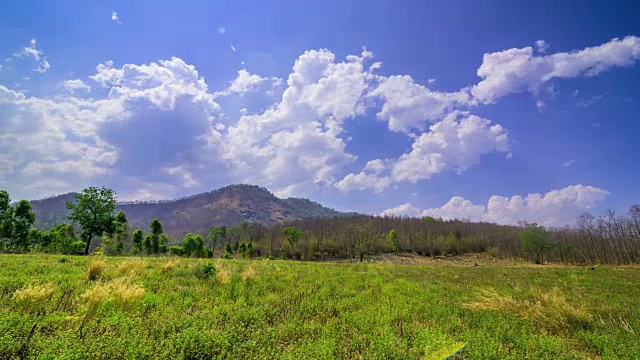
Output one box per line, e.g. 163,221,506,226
416,185,609,226
472,36,640,103
378,203,421,217
535,40,549,53
337,111,510,192
63,79,91,93
13,39,50,73
221,69,279,95
368,75,471,133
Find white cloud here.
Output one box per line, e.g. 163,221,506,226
13,39,50,73
472,36,640,103
112,11,122,24
222,49,376,196
536,100,545,110
562,160,575,167
391,111,509,183
369,75,471,133
336,111,510,192
63,79,91,93
230,45,236,52
419,184,608,226
378,203,421,217
335,172,391,193
427,78,436,84
222,69,278,95
535,40,549,53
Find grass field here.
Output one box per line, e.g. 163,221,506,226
1,254,639,359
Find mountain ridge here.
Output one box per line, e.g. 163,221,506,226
29,184,352,239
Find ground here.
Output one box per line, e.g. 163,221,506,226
0,254,638,359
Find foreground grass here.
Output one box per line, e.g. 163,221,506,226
0,255,638,359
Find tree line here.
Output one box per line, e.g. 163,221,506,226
1,187,639,265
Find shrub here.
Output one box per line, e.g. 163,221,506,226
168,246,183,256
87,259,106,282
13,284,55,314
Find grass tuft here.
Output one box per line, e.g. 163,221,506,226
111,279,145,313
116,258,145,278
13,284,56,314
215,261,232,284
87,259,107,282
240,264,257,281
162,259,179,273
466,287,591,333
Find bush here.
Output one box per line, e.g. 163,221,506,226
168,246,183,256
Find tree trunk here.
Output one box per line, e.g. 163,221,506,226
83,232,93,255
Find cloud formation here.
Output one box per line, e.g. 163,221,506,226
13,39,50,73
380,185,609,226
472,36,640,103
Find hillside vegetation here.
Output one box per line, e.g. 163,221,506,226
1,255,638,359
29,185,346,239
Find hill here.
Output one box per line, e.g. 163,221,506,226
29,184,347,239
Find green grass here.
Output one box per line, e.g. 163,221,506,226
0,255,639,359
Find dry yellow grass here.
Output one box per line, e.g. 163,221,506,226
111,278,145,313
466,287,591,333
215,261,232,284
116,258,145,278
81,282,110,318
240,263,257,281
13,284,56,314
162,259,179,273
87,259,107,281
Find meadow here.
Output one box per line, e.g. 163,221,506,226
1,254,638,359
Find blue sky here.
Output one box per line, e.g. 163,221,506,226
1,0,639,226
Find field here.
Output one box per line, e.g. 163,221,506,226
1,255,639,359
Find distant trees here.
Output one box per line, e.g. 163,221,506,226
66,187,117,255
0,191,36,253
182,233,206,257
132,228,143,253
521,224,552,264
388,229,399,254
282,227,303,255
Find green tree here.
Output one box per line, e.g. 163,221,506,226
387,229,399,254
66,187,117,255
0,191,14,252
143,233,153,254
150,218,163,254
282,227,303,254
132,228,143,253
424,216,436,223
521,224,553,264
112,211,128,255
12,200,36,252
159,233,168,253
182,233,205,257
207,226,227,253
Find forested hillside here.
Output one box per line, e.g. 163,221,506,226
29,184,346,239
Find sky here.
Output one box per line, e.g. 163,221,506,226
1,0,640,226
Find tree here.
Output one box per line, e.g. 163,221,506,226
150,218,163,254
112,211,128,254
143,233,153,254
521,224,553,264
183,233,205,257
282,227,303,254
388,229,399,254
132,228,143,253
208,226,227,253
66,187,117,255
0,191,14,251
